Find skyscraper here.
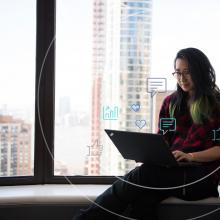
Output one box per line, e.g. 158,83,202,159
101,0,153,175
85,0,107,175
87,0,152,175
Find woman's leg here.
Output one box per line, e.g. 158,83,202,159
73,164,184,220
179,166,219,200
129,165,219,219
73,164,219,220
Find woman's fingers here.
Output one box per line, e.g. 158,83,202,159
176,154,186,162
172,150,189,161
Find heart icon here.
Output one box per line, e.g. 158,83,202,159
131,104,140,112
135,120,146,129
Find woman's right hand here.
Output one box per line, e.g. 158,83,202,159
172,150,194,162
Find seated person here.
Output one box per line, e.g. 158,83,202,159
73,48,220,220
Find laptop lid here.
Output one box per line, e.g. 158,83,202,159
105,129,178,167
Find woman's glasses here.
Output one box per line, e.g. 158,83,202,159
172,70,191,79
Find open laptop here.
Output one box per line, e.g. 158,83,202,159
105,129,200,168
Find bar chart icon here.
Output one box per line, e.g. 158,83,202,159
102,106,119,120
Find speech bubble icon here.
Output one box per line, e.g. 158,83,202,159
160,118,176,134
147,78,167,97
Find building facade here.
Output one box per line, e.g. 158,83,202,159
85,0,107,175
0,115,31,177
87,0,152,175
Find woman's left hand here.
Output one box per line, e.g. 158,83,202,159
172,150,193,162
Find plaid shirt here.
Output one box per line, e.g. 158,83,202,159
158,94,220,181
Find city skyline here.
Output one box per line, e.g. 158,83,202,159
1,0,220,176
1,0,220,108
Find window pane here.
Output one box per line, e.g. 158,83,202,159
55,0,220,176
0,1,36,177
55,0,151,176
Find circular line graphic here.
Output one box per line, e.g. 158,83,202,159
37,36,220,220
114,166,220,190
36,36,135,220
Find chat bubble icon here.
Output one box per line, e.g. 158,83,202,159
147,78,167,96
160,118,176,134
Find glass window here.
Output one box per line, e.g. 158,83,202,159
55,0,220,178
0,0,35,177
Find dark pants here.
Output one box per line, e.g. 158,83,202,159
73,164,219,220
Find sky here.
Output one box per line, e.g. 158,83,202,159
151,0,220,90
0,0,35,108
55,0,220,111
1,0,220,110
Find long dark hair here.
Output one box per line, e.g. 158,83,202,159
169,47,220,124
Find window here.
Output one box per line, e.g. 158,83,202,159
54,0,151,177
1,0,220,186
53,0,220,180
0,0,57,185
0,0,35,178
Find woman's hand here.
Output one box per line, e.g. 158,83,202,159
172,150,193,162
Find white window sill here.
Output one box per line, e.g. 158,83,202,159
0,184,219,206
0,184,110,205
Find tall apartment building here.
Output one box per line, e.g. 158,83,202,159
0,115,31,176
120,0,152,173
85,0,107,175
86,0,152,175
102,0,153,175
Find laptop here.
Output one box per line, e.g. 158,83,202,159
105,129,200,168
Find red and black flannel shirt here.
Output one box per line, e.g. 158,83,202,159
158,94,220,181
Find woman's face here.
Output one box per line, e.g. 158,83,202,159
174,58,194,95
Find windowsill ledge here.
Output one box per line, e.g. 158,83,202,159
0,184,110,205
0,184,220,206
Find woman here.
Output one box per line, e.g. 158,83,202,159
74,48,220,220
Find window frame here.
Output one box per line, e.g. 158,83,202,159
0,0,116,186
